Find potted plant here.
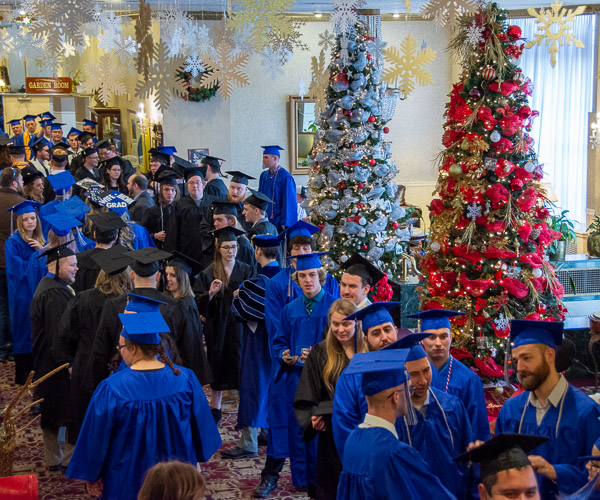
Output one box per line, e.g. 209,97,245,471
587,215,600,258
548,210,577,261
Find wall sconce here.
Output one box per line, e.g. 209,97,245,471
136,102,147,128
591,112,600,150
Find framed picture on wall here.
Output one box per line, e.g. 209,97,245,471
188,148,209,166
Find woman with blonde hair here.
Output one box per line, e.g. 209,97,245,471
138,461,206,500
293,298,367,499
5,201,47,383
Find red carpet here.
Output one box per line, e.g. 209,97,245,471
0,361,306,499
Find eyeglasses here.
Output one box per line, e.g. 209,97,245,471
220,245,237,251
116,343,128,353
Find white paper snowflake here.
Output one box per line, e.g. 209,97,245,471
261,47,285,80
112,35,137,63
340,35,350,66
154,7,195,57
466,202,482,220
82,53,128,106
232,25,255,56
299,77,307,99
60,36,78,57
184,54,205,77
331,0,365,37
366,38,387,67
318,29,336,50
465,20,484,47
494,313,510,331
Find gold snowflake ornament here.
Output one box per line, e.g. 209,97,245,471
82,54,127,106
421,0,477,27
308,48,330,115
382,34,437,97
200,40,251,100
525,0,586,67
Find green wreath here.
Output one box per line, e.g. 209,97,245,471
178,69,219,103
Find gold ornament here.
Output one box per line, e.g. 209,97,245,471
448,164,463,177
382,34,436,97
135,0,154,80
308,48,330,115
420,0,477,27
525,0,586,67
200,40,251,100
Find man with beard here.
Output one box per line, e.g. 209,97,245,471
30,137,51,176
224,170,253,231
410,309,491,442
495,320,600,499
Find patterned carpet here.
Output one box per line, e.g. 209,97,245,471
0,361,306,499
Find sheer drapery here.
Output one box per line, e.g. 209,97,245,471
513,14,596,230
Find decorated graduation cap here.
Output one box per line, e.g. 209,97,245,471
261,145,284,157
245,188,273,211
8,118,22,127
341,253,385,287
50,122,65,131
384,332,431,362
40,240,75,264
8,200,41,217
43,212,82,237
455,433,548,480
47,170,76,195
22,114,37,123
226,170,255,185
150,149,171,166
212,200,239,216
7,144,25,155
38,111,56,121
55,195,90,221
21,166,44,186
510,319,563,350
344,349,409,396
128,247,172,277
82,119,98,127
344,301,401,333
184,167,205,181
212,226,245,244
252,234,280,248
31,136,50,154
49,143,70,161
91,244,132,275
291,251,327,271
67,127,82,138
407,309,466,331
281,220,320,240
89,190,133,216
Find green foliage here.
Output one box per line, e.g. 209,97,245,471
549,210,577,242
587,214,600,235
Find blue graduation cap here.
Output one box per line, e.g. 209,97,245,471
82,119,98,127
157,145,177,155
510,319,563,350
344,301,402,333
67,127,82,137
50,122,65,131
7,200,41,217
47,170,75,195
55,195,90,221
125,292,167,313
578,436,600,462
119,305,170,345
407,309,465,331
252,234,280,248
280,220,320,240
261,145,284,157
291,251,327,271
40,119,53,128
8,118,22,127
22,114,37,123
42,212,82,237
38,112,56,121
384,332,431,361
344,349,409,396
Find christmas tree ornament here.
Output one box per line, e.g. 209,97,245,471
383,127,389,133
490,130,501,142
524,161,535,172
448,164,463,177
482,66,496,80
469,87,482,99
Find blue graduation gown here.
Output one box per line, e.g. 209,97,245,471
38,200,61,239
4,232,46,353
258,167,297,230
271,290,337,488
130,222,155,250
431,355,491,441
332,371,366,459
397,388,472,500
66,365,222,500
337,426,456,500
495,385,600,499
264,268,339,459
232,263,280,428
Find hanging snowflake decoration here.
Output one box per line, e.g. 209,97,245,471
330,0,365,37
229,0,296,52
466,202,482,220
308,48,330,114
59,35,79,58
135,0,154,80
464,20,484,48
382,34,437,97
525,0,586,67
340,36,350,66
421,0,477,27
82,53,128,106
265,22,307,60
184,54,205,78
494,313,510,331
298,77,307,99
135,40,187,112
318,29,336,51
4,24,47,61
199,40,250,100
112,35,137,63
366,38,387,69
261,47,285,80
232,25,255,56
195,24,213,55
0,28,16,52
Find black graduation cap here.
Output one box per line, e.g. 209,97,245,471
225,170,255,185
212,201,239,216
156,167,182,186
21,166,44,186
212,226,245,244
167,251,202,276
173,155,193,170
81,146,98,158
454,433,548,480
244,188,274,211
95,139,112,150
0,136,11,147
200,155,225,171
40,241,75,264
88,211,128,235
77,131,95,143
7,145,25,155
100,157,121,171
90,244,133,275
31,137,50,154
149,149,171,166
184,167,205,181
128,247,173,277
341,253,386,287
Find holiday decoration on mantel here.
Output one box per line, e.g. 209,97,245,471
306,21,414,276
419,2,566,381
382,34,437,97
525,0,586,67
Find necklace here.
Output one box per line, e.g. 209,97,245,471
444,356,454,393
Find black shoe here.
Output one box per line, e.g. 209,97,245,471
254,477,278,498
258,432,268,446
48,464,62,472
221,446,258,460
211,408,222,425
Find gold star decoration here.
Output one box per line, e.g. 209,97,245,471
199,40,250,100
382,34,436,97
525,0,586,67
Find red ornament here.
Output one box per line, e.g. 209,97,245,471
366,53,372,59
368,159,376,166
362,244,368,250
392,222,399,229
357,203,364,208
358,182,365,189
482,66,496,81
350,144,356,148
367,116,375,123
337,181,346,189
383,127,389,133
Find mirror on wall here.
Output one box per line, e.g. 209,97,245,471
288,96,317,175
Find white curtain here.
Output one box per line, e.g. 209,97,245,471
512,14,597,230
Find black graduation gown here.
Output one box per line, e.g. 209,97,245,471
237,235,256,269
294,341,347,500
142,203,177,252
68,153,84,174
30,276,76,430
193,261,254,391
71,247,102,293
175,195,215,275
247,219,278,240
54,287,114,443
204,178,227,199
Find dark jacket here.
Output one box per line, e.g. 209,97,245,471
129,191,155,223
0,187,25,268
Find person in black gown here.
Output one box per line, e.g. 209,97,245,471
200,155,228,199
192,226,254,424
243,189,278,240
142,168,181,252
